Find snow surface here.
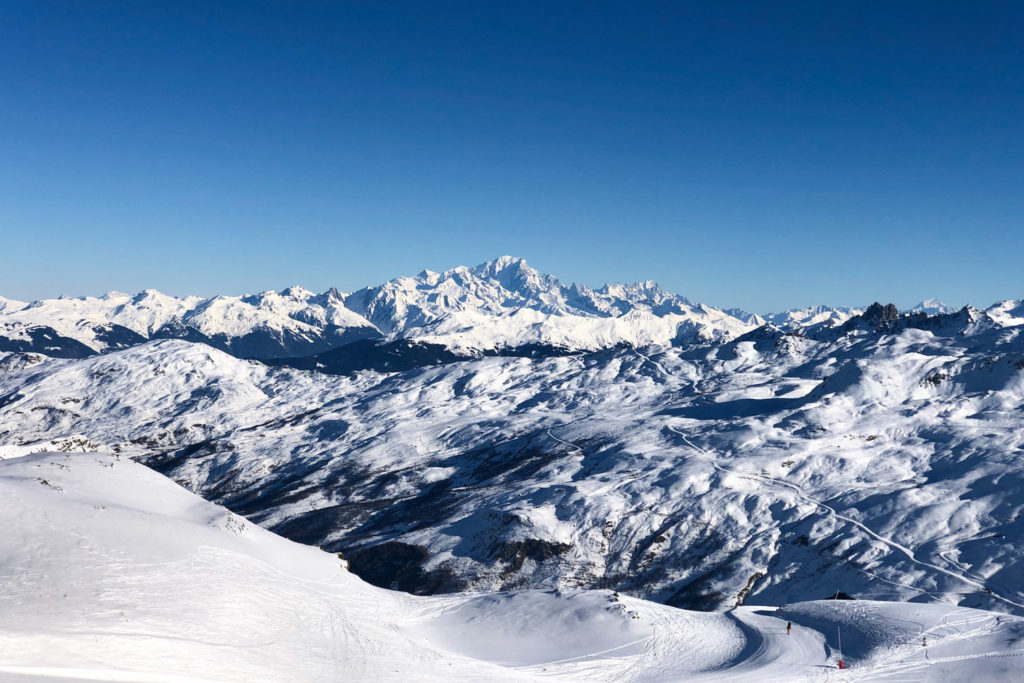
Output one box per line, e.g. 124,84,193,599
2,451,1021,682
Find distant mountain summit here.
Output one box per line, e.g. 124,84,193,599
0,284,379,359
764,305,863,330
909,298,957,315
343,256,752,352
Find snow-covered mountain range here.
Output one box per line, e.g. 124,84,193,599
1,258,1023,623
0,256,824,360
1,257,998,368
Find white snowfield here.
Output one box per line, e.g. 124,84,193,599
1,451,1021,682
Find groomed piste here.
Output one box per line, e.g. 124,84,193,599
1,451,1021,682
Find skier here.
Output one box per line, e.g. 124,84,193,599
922,636,927,647
786,621,791,635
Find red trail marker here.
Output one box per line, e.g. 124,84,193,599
837,626,844,670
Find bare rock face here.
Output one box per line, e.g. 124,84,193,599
859,302,900,330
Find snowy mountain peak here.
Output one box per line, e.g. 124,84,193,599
280,285,314,299
600,280,667,298
0,296,26,314
985,299,1024,328
723,307,765,326
417,269,441,284
131,288,160,301
764,304,863,330
473,254,532,275
127,288,191,307
336,257,758,350
468,256,555,298
909,298,956,315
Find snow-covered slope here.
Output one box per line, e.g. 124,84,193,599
0,450,638,681
0,257,756,359
0,296,27,314
3,450,1021,681
985,299,1024,328
3,301,1024,619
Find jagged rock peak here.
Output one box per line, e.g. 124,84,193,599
861,302,900,329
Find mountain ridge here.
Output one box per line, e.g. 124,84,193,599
0,256,755,359
3,256,1014,362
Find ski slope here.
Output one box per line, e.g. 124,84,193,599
1,451,1021,682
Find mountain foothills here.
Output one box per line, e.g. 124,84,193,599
1,257,1023,624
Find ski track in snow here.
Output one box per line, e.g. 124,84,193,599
628,347,671,378
546,427,584,454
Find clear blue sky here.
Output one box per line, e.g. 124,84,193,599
2,1,1021,313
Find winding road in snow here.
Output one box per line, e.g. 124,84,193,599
665,423,1024,613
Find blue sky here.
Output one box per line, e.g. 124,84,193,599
1,2,1021,313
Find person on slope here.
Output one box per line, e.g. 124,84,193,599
786,622,791,635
